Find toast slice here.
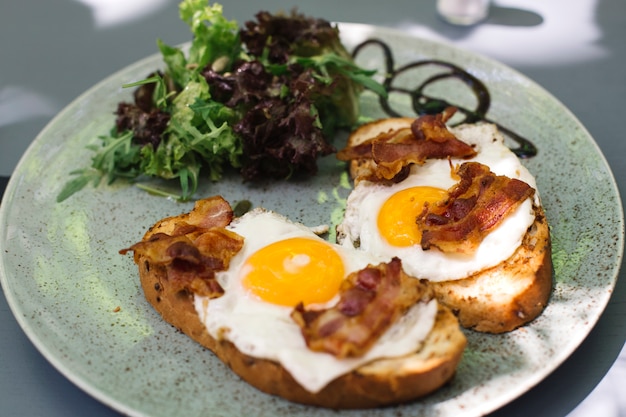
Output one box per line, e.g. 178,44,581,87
126,201,467,409
337,117,553,333
427,205,552,333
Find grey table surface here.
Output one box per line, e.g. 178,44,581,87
1,0,624,416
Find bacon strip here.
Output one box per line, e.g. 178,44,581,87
290,257,433,359
417,162,534,254
166,196,236,237
337,108,477,181
120,196,244,297
186,196,235,229
336,127,412,161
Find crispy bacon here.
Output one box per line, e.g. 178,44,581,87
337,108,477,181
290,257,433,358
186,196,235,229
120,197,244,298
417,162,535,254
165,196,236,237
336,126,412,162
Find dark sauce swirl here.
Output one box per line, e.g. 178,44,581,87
352,39,537,158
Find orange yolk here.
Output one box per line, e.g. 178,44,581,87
377,186,448,247
241,237,345,307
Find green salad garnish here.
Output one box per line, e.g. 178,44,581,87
57,0,385,202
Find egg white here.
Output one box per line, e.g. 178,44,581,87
338,122,539,282
194,209,438,393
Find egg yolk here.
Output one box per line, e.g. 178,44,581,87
378,186,448,247
241,237,345,307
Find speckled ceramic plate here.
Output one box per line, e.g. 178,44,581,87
0,23,623,417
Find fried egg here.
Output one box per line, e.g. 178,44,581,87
338,122,539,282
193,208,438,393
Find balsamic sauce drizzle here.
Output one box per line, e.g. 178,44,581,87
352,39,537,158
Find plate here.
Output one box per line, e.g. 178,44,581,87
0,23,623,417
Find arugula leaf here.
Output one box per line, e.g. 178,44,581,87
56,169,103,203
123,75,173,110
56,131,139,203
92,132,142,180
285,53,387,97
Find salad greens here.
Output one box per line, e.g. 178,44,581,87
57,0,385,202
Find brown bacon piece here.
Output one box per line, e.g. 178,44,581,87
372,108,477,179
290,257,433,359
417,162,535,254
165,196,236,237
336,126,412,162
337,108,477,182
186,196,235,229
120,197,244,298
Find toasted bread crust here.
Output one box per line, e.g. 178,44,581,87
342,117,553,333
133,215,467,409
428,206,552,333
